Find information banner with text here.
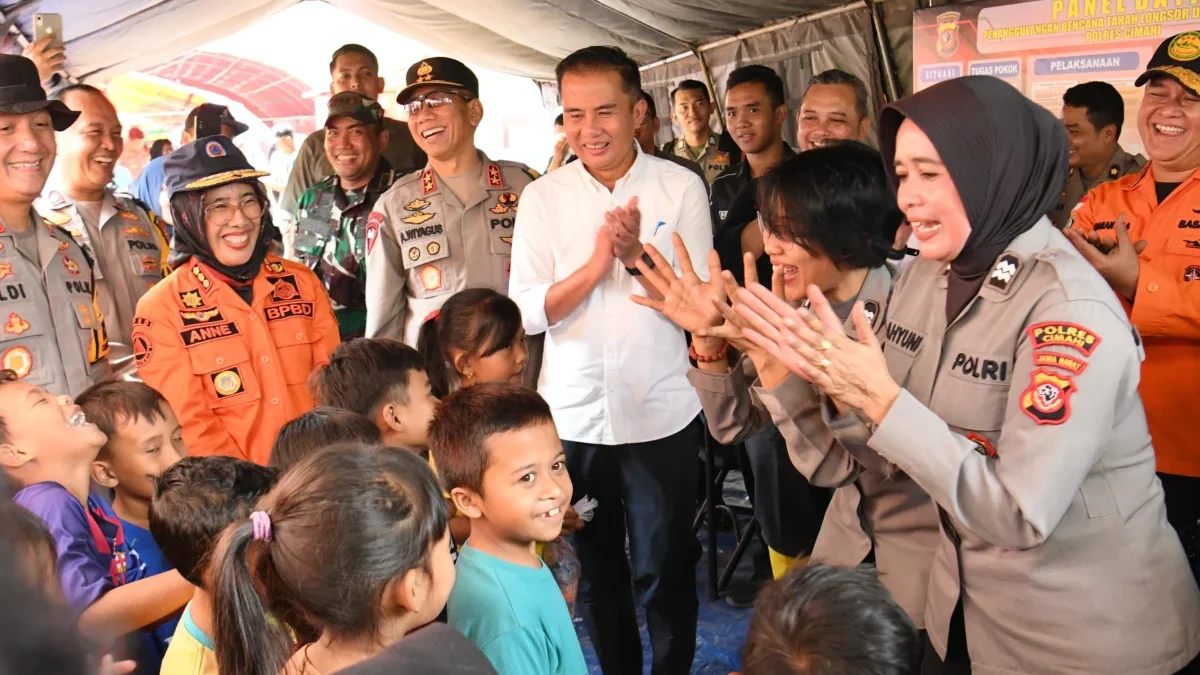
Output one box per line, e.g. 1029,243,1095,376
913,0,1200,154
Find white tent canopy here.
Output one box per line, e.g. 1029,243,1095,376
3,0,888,82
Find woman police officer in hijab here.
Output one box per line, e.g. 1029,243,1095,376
730,76,1200,674
132,136,340,465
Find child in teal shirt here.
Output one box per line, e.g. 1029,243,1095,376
430,383,587,675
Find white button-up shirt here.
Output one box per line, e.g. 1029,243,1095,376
509,145,713,445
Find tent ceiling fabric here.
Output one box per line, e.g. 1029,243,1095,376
144,51,312,122
6,0,860,82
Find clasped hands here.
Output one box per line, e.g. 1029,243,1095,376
629,232,901,425
592,196,646,267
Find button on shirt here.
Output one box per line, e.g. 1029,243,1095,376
509,145,713,445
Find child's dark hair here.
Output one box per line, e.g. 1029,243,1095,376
0,516,92,674
75,381,169,459
758,142,902,271
416,289,523,399
149,456,278,589
742,563,920,675
428,382,554,495
311,338,426,417
3,504,57,591
211,444,449,675
269,407,382,471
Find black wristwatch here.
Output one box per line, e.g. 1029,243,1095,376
625,252,655,276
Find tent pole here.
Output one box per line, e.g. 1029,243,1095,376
869,0,901,102
691,47,726,121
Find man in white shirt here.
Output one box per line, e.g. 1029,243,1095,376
509,46,712,675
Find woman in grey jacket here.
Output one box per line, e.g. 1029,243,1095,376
733,76,1200,675
632,142,939,634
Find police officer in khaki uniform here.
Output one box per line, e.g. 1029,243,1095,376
38,84,169,378
662,80,735,185
739,76,1200,674
1051,81,1145,227
365,57,539,345
0,56,111,397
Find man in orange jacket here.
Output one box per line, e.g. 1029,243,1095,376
133,136,340,464
1066,31,1200,573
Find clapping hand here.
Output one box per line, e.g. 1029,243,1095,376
605,197,644,265
629,233,724,336
734,283,900,424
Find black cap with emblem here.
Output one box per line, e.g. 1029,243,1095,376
0,54,79,131
396,57,480,105
1135,32,1200,96
163,135,269,198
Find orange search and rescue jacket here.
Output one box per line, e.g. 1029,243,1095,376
132,255,340,464
1069,164,1200,478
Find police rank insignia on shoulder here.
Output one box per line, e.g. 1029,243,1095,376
987,253,1020,291
1019,369,1075,425
265,260,285,274
862,300,881,328
487,164,505,189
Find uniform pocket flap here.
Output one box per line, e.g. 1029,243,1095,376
187,337,250,375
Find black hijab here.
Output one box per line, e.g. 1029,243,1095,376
878,76,1069,320
167,179,276,285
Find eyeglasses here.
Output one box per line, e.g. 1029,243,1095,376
204,195,263,226
404,89,473,116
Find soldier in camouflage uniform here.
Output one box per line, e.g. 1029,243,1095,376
294,92,400,339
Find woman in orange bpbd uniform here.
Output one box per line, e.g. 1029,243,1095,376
132,136,340,464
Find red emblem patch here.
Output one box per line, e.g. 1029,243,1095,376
487,163,504,188
366,211,383,256
1032,350,1088,376
1019,369,1075,426
421,168,438,196
62,257,80,275
967,432,997,458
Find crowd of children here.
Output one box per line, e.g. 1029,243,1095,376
0,284,921,675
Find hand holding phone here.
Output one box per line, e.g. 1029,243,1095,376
25,14,66,85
